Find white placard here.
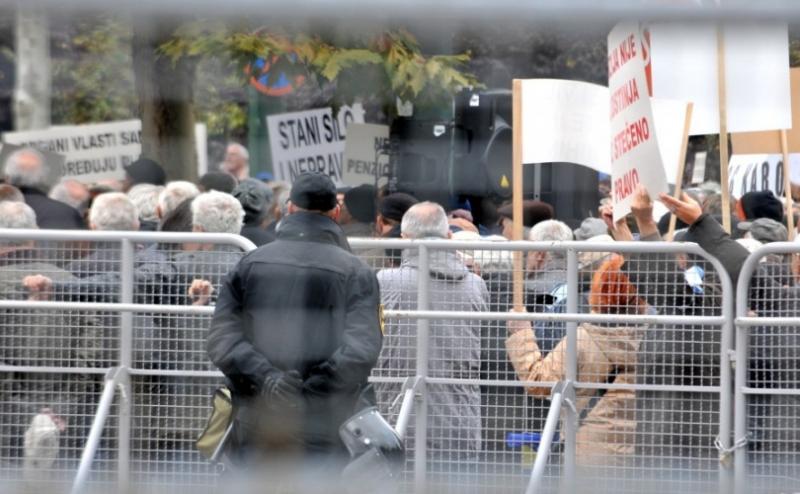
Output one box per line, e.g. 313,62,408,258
608,22,668,221
267,104,366,186
520,79,611,173
195,123,208,177
2,120,209,184
691,151,707,185
519,79,689,189
342,123,390,188
3,119,142,182
648,21,791,135
728,153,800,200
651,98,691,184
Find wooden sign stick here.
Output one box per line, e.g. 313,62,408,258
781,129,796,240
667,102,695,241
512,79,525,311
717,25,732,234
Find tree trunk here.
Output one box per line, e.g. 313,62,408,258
131,16,198,182
14,6,50,130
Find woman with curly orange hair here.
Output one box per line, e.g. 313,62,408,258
505,254,646,467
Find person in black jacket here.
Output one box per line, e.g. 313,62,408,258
206,172,383,475
3,148,84,229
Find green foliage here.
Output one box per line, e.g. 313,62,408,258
51,15,137,124
158,23,482,115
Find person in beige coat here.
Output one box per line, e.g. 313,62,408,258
505,254,645,467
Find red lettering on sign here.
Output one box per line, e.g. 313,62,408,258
614,168,640,202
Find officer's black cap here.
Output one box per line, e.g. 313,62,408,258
379,193,418,222
290,173,338,212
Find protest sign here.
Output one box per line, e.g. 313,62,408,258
3,119,142,182
342,123,390,188
608,22,668,221
651,98,692,185
2,120,209,183
728,153,800,200
518,79,689,184
519,79,610,173
267,104,366,186
732,68,800,154
648,21,791,135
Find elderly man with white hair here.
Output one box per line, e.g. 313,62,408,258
3,148,84,229
49,179,90,216
221,142,250,180
157,180,200,224
173,191,245,306
375,201,488,469
127,184,164,231
524,219,574,311
67,192,165,279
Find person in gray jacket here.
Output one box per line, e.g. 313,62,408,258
375,201,488,468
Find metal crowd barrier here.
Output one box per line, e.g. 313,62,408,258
735,242,800,494
0,230,748,493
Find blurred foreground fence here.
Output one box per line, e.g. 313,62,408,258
0,230,795,493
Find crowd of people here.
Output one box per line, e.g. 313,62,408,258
1,141,800,486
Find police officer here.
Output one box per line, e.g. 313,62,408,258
207,172,383,473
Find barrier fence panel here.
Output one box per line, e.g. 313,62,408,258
350,238,734,494
0,229,253,493
0,230,738,493
735,242,800,494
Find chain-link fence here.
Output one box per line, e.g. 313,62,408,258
0,230,769,494
735,241,800,494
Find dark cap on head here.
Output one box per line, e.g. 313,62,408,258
290,173,337,212
344,184,376,224
380,193,418,222
199,172,237,194
498,200,554,228
124,158,166,186
740,190,783,222
233,178,274,222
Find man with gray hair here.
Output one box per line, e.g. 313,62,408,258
49,179,90,216
172,191,246,307
127,184,163,231
3,148,83,229
221,142,250,180
375,201,488,468
525,219,573,311
157,181,200,224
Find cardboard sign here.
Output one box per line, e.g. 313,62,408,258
608,22,668,221
267,104,366,186
649,21,791,135
342,123,390,188
728,153,800,200
2,120,209,183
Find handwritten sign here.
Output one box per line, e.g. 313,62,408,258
608,22,668,221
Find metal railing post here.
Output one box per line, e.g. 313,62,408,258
118,239,134,492
719,259,735,494
733,249,764,494
562,248,579,491
526,381,571,494
71,367,126,494
414,244,430,494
